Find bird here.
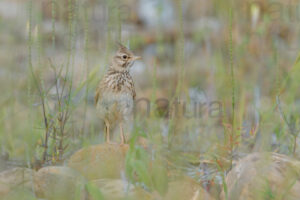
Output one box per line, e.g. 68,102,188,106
95,43,141,145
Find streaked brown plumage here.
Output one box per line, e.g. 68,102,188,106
95,43,141,144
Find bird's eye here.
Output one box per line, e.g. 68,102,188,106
122,55,128,59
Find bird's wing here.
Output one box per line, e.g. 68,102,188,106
94,79,105,105
127,75,136,100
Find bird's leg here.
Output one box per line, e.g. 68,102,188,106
119,122,126,145
104,119,111,143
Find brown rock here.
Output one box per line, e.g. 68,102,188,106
88,179,153,200
68,144,129,180
34,166,86,200
163,177,214,200
0,183,10,197
0,167,34,197
1,188,36,200
221,152,300,200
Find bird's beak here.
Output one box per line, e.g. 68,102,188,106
132,56,141,61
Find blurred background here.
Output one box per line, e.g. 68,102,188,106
1,0,300,198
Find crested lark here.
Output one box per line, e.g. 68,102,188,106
95,43,141,144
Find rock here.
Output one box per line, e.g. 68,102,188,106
163,177,214,200
0,167,34,198
87,179,153,200
68,144,129,180
2,188,36,200
221,152,300,200
34,166,86,200
0,183,10,197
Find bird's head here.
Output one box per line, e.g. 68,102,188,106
111,43,141,72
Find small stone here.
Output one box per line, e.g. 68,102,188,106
68,144,129,180
34,166,86,200
0,183,10,197
88,179,153,200
2,188,36,200
164,177,214,200
0,167,34,198
221,152,300,200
